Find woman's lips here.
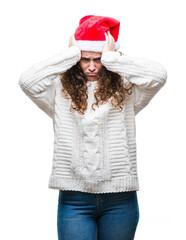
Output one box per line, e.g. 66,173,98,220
86,73,97,76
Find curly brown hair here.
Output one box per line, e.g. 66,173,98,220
59,61,133,115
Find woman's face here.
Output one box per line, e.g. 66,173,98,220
79,51,103,82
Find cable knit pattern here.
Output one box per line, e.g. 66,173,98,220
19,46,167,193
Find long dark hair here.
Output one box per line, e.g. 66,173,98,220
59,61,133,115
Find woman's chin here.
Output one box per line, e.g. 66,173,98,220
87,76,97,81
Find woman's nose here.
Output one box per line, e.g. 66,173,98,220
88,61,96,71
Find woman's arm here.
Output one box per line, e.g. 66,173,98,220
101,50,167,115
18,46,81,118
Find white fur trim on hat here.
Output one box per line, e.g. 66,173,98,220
77,40,120,52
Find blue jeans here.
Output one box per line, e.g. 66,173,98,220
57,190,139,240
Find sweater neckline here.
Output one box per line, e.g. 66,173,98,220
87,80,97,87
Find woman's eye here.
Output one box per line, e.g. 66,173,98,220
82,58,89,62
95,58,101,62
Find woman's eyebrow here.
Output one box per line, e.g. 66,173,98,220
81,57,101,60
81,57,89,60
94,57,101,60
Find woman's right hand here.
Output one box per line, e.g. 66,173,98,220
68,34,80,48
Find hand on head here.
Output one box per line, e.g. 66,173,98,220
68,31,115,52
102,31,115,53
68,34,79,48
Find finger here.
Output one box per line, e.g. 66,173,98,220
107,31,112,45
105,31,108,41
68,35,72,46
105,32,110,46
108,31,114,45
70,34,73,42
108,32,115,49
108,31,114,40
108,31,114,43
72,34,76,41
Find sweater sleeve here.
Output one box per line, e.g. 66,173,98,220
18,46,81,118
101,51,167,115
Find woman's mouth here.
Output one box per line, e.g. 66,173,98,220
86,73,97,76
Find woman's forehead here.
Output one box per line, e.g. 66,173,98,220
81,51,102,58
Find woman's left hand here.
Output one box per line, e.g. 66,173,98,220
102,31,115,53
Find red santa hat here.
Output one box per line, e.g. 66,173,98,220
74,15,120,52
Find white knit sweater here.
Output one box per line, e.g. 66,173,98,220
19,46,167,193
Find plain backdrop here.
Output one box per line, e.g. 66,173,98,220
0,0,185,239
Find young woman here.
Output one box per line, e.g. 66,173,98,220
19,15,167,240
